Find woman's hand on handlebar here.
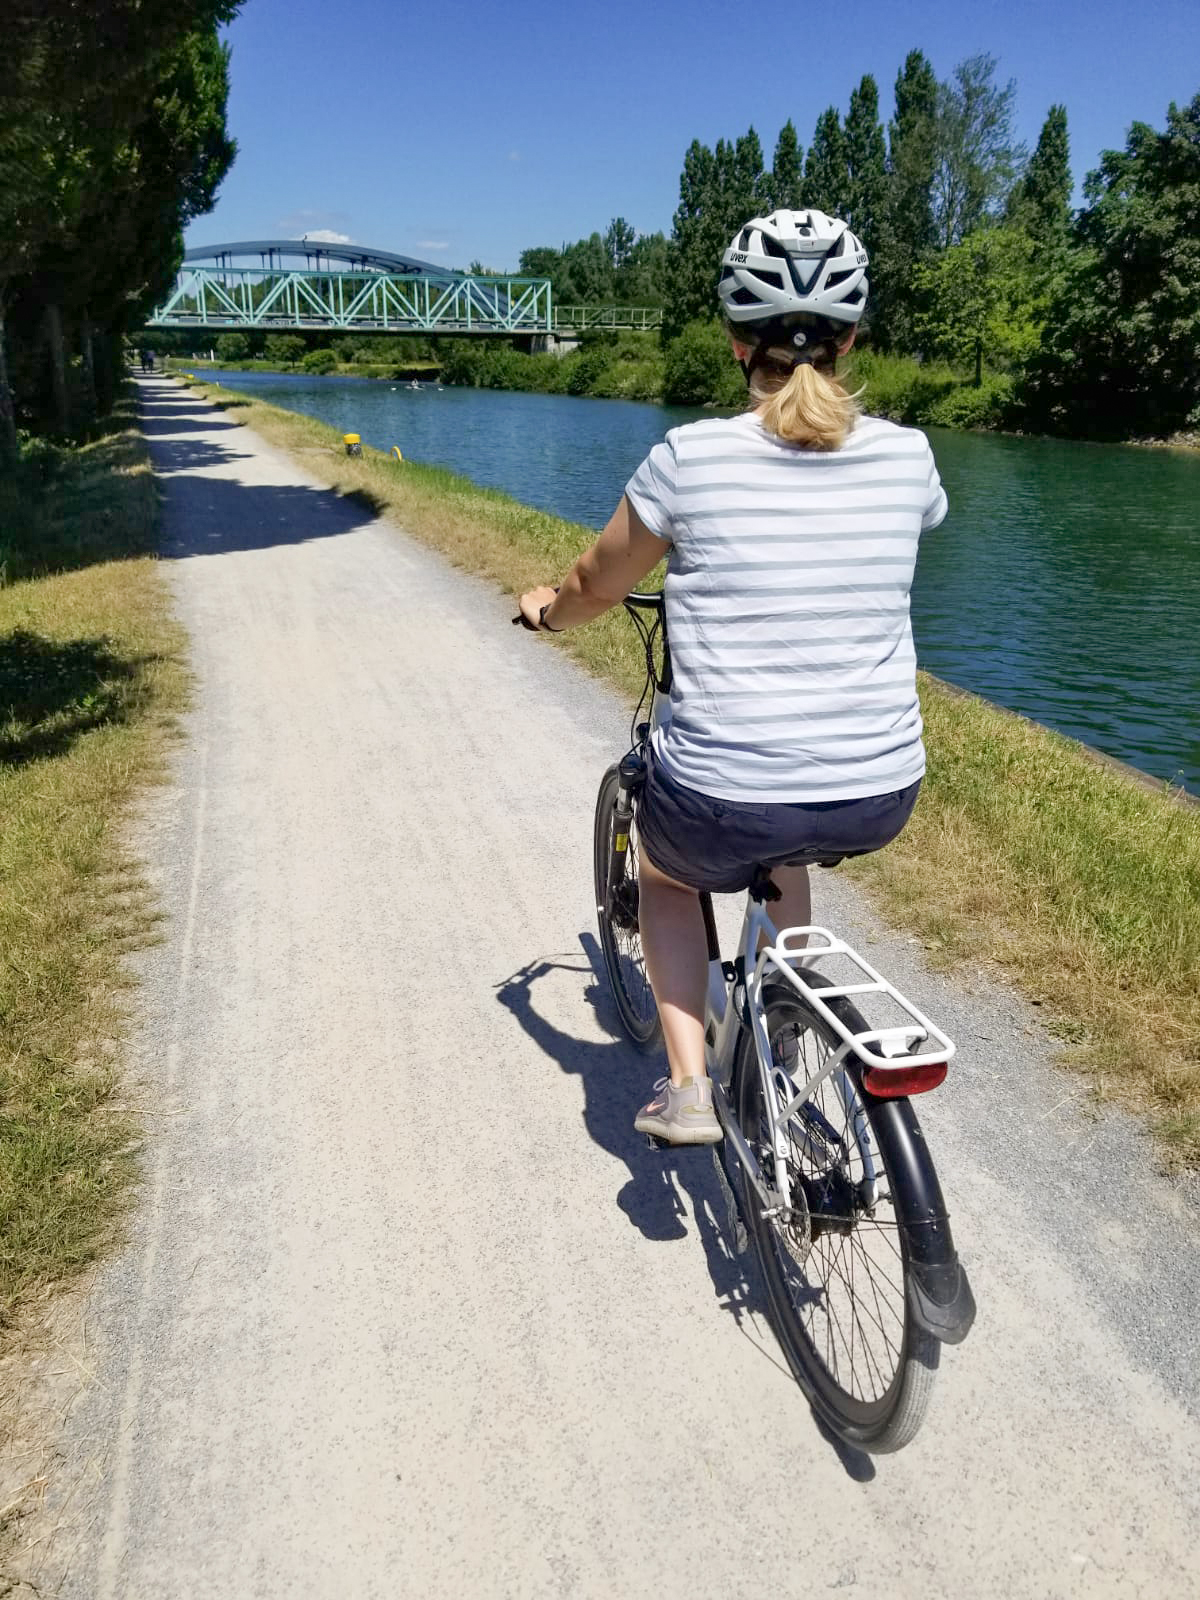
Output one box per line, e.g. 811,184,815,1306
515,584,559,631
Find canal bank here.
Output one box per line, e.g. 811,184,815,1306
176,374,1200,1164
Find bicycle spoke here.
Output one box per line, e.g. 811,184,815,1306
756,1007,914,1408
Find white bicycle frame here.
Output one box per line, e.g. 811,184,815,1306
647,688,956,1224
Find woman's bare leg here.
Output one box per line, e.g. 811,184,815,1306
638,859,812,1087
637,853,708,1086
767,864,812,943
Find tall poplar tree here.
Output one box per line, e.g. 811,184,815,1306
666,126,769,336
845,76,887,247
767,120,805,212
666,138,719,336
1010,105,1072,235
872,48,939,349
0,0,240,450
803,108,851,215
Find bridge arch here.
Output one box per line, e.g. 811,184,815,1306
184,240,463,280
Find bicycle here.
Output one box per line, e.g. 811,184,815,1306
594,591,975,1454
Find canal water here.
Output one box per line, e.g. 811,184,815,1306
204,370,1200,793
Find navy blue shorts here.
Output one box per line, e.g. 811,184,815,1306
637,755,920,895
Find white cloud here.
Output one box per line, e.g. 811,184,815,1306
303,228,353,244
416,239,450,251
275,208,352,237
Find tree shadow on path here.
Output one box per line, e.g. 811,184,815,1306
135,392,385,559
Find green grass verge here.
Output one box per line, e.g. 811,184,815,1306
181,375,1200,1165
0,401,186,1331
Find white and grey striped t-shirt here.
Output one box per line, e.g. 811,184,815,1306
624,411,947,803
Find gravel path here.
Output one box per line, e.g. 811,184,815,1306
9,376,1199,1598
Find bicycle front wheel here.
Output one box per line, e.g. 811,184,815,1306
736,980,939,1452
593,764,661,1051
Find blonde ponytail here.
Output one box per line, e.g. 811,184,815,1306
751,358,861,452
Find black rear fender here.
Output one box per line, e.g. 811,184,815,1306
868,1093,976,1345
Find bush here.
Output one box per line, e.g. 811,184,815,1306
302,347,338,375
662,320,743,407
922,373,1016,430
851,350,958,423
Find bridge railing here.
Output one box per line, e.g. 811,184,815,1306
552,306,663,332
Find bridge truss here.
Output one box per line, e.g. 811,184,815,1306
150,265,554,336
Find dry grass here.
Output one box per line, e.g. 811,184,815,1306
0,406,187,1335
183,378,1200,1165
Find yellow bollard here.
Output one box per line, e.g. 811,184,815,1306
391,445,403,462
343,432,362,458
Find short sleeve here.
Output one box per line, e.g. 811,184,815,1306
625,433,679,541
921,440,948,532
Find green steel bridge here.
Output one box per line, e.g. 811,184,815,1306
148,241,663,337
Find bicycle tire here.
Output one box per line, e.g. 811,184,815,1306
593,764,661,1051
735,978,938,1452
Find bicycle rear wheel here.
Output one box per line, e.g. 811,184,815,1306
735,979,938,1452
593,764,661,1050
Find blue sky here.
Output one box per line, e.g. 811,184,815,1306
188,0,1200,271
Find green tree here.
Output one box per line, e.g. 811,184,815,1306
913,226,1044,381
845,76,887,247
604,217,637,272
302,347,337,374
617,232,670,306
265,334,305,367
216,332,249,362
558,233,613,302
872,49,940,349
767,120,804,212
517,246,561,282
931,53,1025,248
1027,93,1200,437
803,108,851,215
666,139,722,335
0,1,240,450
1010,104,1072,236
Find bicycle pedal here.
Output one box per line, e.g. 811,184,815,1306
644,1133,669,1152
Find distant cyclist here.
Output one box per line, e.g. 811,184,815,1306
518,209,947,1144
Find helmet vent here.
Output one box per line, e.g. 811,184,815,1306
752,269,784,290
730,287,762,306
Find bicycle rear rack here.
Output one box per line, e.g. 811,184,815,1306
755,927,956,1115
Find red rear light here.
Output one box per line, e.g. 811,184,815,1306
862,1061,948,1098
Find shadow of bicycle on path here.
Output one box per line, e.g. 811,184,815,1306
495,934,876,1482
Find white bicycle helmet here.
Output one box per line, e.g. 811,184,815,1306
718,209,869,331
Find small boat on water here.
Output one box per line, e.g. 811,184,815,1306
409,379,421,390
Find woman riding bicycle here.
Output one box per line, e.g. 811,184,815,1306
518,208,947,1146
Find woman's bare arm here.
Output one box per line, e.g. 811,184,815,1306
517,495,670,631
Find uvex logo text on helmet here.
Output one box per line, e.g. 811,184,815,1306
728,251,749,264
